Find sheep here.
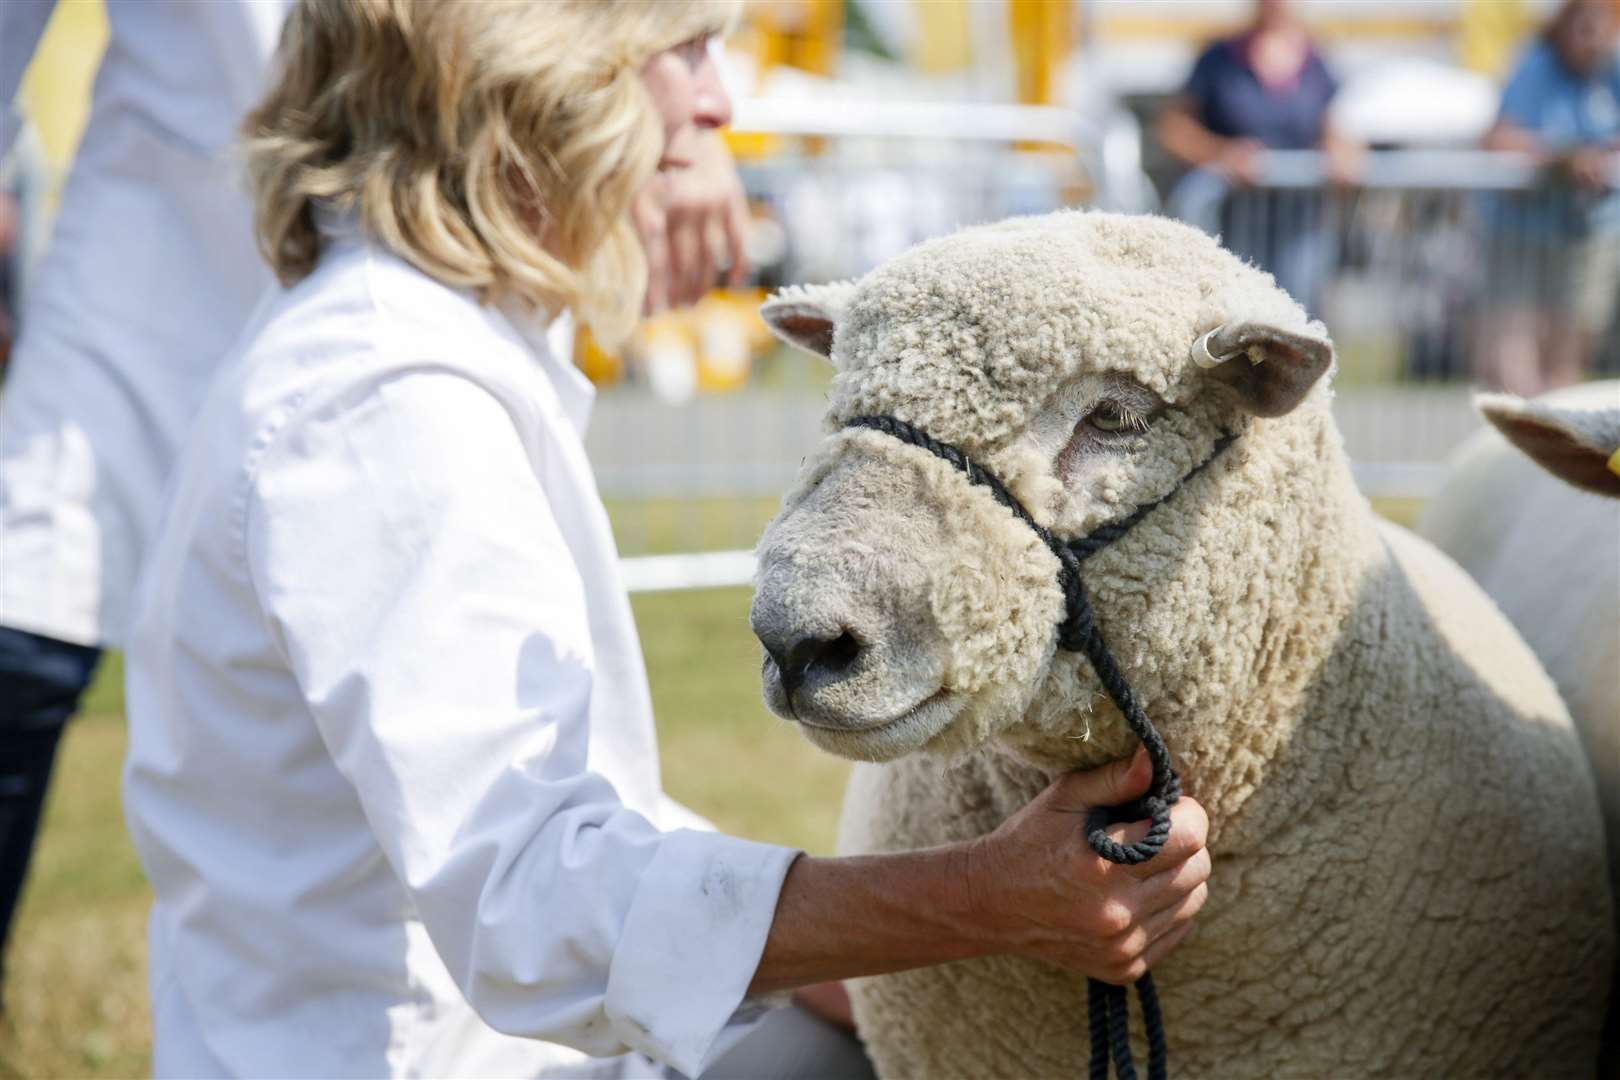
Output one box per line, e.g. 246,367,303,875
748,210,1613,1079
1420,380,1620,1071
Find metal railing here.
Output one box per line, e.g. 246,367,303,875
599,133,1620,587
1167,149,1620,496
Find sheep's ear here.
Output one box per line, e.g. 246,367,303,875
1479,392,1620,498
759,280,857,363
1191,321,1334,418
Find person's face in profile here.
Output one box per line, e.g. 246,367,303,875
639,35,732,169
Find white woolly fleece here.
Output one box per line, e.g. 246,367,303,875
751,210,1613,1078
1422,379,1620,1070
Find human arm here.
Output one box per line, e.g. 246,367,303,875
633,129,749,313
1318,118,1364,187
1486,118,1618,192
1157,96,1265,186
753,752,1210,993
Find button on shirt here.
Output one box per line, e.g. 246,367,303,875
122,223,799,1078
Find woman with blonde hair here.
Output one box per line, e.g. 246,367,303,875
122,2,1212,1076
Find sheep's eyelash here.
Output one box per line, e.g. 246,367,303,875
1086,399,1153,436
1105,403,1151,433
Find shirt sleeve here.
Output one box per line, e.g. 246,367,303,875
1498,45,1550,132
242,366,799,1077
1179,42,1224,114
1314,51,1340,103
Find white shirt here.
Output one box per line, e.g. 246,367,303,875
0,0,290,646
122,223,799,1078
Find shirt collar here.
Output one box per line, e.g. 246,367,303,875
496,300,595,437
312,198,597,436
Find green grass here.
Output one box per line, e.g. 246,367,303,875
2,498,1423,1076
604,496,783,557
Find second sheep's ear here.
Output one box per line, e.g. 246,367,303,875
1191,321,1335,418
759,280,858,363
1479,392,1620,498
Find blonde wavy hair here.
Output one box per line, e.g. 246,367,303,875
245,0,737,346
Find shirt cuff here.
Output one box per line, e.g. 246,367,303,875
604,828,800,1077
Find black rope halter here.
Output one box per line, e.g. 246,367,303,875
845,414,1236,1080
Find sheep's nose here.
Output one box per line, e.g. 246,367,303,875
762,630,864,699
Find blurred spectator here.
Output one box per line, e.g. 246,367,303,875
0,0,291,1010
1157,0,1362,314
1477,0,1620,395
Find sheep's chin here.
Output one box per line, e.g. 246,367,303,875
791,690,966,762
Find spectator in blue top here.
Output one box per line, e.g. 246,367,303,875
1479,0,1620,394
1158,0,1362,315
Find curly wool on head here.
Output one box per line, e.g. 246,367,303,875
1422,380,1620,1072
243,0,737,347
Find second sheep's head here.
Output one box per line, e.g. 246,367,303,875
751,210,1336,766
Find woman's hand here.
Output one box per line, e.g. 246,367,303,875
1213,137,1266,186
1565,147,1617,192
633,132,749,314
965,752,1211,985
750,752,1211,995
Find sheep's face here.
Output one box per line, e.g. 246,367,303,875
751,211,1333,763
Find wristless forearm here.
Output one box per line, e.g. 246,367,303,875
748,844,998,994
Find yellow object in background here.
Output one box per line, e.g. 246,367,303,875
18,0,108,204
575,289,769,397
693,290,766,392
1008,0,1071,107
1459,0,1527,78
748,0,841,78
732,0,842,161
721,124,780,165
574,326,625,387
913,0,974,75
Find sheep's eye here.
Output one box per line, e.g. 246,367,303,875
1086,401,1143,435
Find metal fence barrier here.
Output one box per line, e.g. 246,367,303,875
604,137,1620,589
1170,150,1620,378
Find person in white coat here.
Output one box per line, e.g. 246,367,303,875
0,0,292,1002
122,1,1214,1076
0,0,744,1008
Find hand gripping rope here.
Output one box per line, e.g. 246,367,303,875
846,415,1236,1080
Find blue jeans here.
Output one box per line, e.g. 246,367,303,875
0,626,101,993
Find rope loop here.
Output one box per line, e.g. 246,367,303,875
1084,776,1183,865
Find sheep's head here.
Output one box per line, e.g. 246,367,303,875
750,211,1335,766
